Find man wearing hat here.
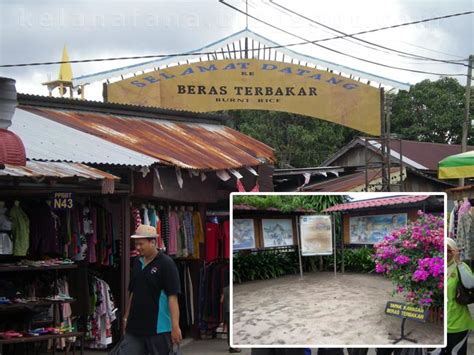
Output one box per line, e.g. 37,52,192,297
121,224,182,354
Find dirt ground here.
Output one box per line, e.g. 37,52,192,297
232,272,444,347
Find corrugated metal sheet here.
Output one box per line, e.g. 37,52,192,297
301,168,403,192
9,108,159,167
387,139,474,171
323,195,430,212
0,161,120,180
21,106,275,170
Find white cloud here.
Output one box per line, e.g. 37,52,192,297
1,0,472,100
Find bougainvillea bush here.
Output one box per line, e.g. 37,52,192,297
373,211,444,308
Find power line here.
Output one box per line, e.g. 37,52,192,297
269,0,468,66
395,41,465,60
0,5,471,72
219,0,469,77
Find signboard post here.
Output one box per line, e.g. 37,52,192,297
385,301,428,344
298,215,334,277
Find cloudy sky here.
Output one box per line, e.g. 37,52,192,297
0,0,472,100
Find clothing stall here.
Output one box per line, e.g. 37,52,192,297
0,172,126,354
447,186,474,265
128,200,231,339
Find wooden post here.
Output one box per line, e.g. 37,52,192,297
296,216,304,279
460,55,473,186
121,194,131,334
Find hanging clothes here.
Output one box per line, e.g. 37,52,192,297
192,212,204,259
86,207,97,263
0,207,12,255
236,179,246,192
449,203,458,238
198,261,229,330
142,206,150,226
148,206,158,227
131,207,142,231
159,209,169,251
205,223,220,262
29,202,62,257
177,210,187,257
457,212,473,259
222,220,230,259
85,277,117,349
168,210,179,256
250,182,260,192
184,211,194,257
9,203,30,256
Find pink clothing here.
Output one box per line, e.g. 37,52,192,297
168,211,179,255
236,179,246,192
87,207,97,263
458,200,471,224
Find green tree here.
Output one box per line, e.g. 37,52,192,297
226,110,358,168
390,77,467,144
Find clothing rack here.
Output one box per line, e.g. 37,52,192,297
206,211,229,217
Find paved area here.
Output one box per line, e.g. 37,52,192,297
35,335,473,354
233,272,444,346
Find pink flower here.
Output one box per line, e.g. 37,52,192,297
394,255,411,265
413,269,430,282
375,263,386,273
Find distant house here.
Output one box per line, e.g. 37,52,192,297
274,138,469,192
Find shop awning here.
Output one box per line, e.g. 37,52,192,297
0,161,119,180
438,150,474,179
19,105,275,170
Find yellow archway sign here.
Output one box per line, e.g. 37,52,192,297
107,59,381,135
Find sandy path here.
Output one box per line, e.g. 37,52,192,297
232,272,444,346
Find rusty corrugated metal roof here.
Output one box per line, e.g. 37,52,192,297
10,108,159,167
301,168,403,192
0,161,120,180
21,106,275,170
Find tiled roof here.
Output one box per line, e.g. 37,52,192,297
0,129,26,166
233,204,315,213
323,195,430,212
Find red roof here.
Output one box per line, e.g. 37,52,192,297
388,139,474,170
323,195,430,212
0,129,26,166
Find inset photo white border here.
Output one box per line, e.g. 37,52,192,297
230,192,447,349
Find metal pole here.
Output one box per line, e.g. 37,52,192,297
333,214,337,276
341,213,345,273
386,95,392,192
245,0,249,29
399,138,404,192
296,216,304,278
365,138,369,191
380,88,388,191
460,54,473,186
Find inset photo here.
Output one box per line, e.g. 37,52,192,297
231,193,446,347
